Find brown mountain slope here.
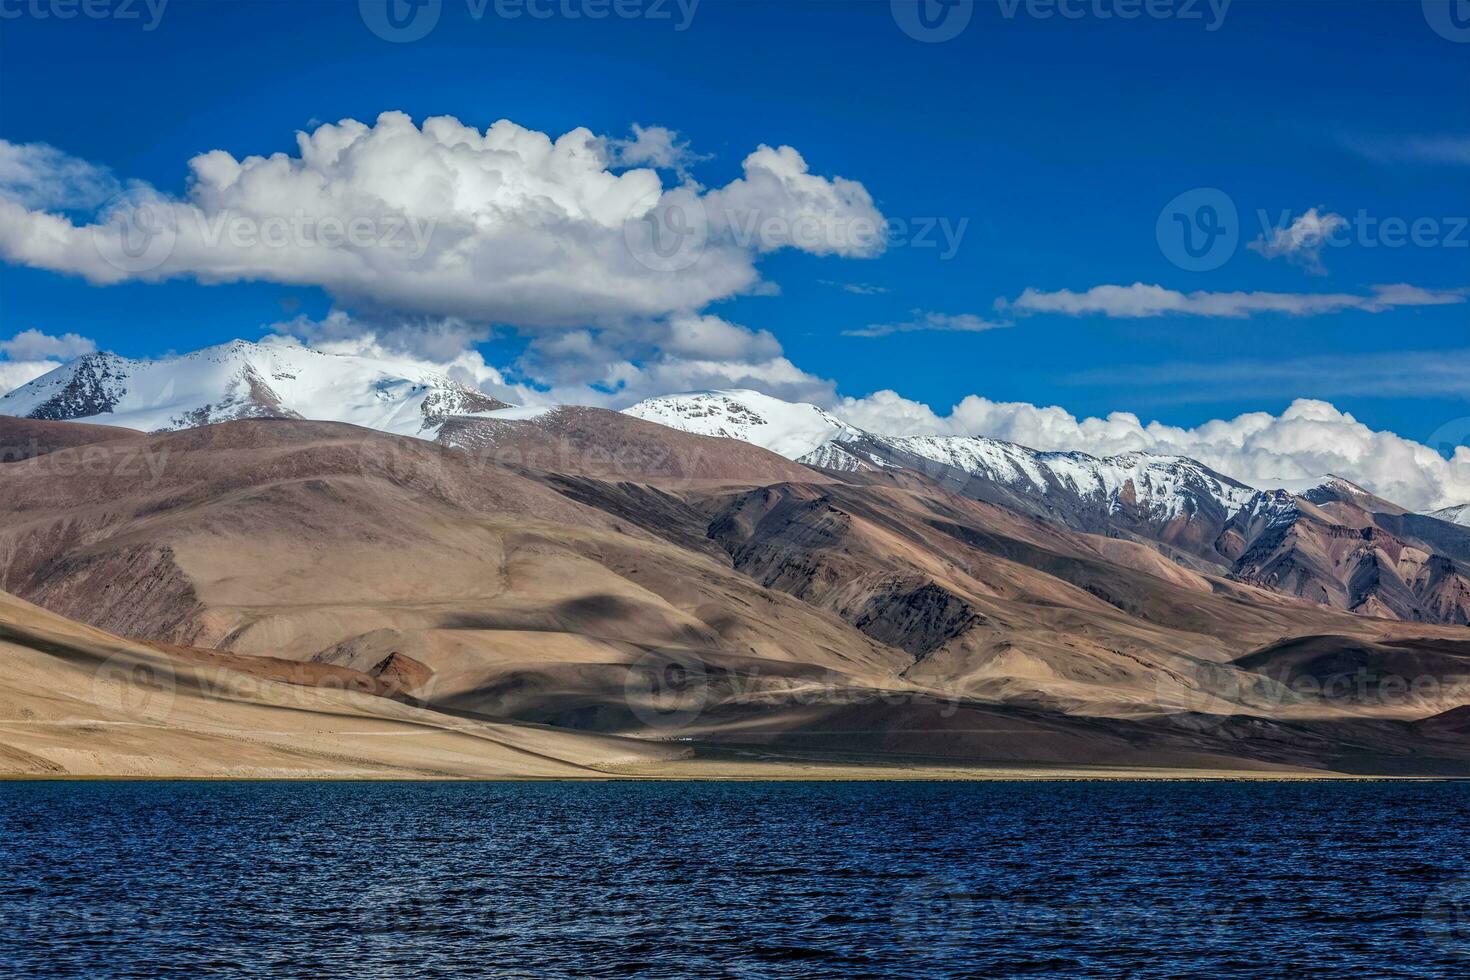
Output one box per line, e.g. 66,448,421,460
691,478,1469,717
1225,487,1470,625
10,581,1438,778
0,419,912,728
0,588,680,778
0,415,138,462
4,416,1470,776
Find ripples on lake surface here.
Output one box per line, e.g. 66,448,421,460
2,781,1469,978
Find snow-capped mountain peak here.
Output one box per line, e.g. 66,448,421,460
621,389,1262,526
872,434,1261,522
0,339,509,437
623,389,861,461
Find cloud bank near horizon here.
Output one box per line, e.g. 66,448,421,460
832,388,1470,513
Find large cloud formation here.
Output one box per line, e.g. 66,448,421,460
834,389,1470,512
0,113,883,326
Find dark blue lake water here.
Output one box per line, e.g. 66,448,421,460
2,781,1468,978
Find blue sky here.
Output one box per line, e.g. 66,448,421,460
0,0,1466,452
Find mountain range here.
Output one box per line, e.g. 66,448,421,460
626,390,1470,626
3,340,1470,778
0,340,509,437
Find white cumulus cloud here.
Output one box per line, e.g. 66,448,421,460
703,144,884,258
0,115,884,328
0,328,96,361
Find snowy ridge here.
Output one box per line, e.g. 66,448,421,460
623,390,861,461
0,340,509,437
797,441,894,473
624,389,1263,522
3,342,1440,531
1429,503,1470,527
1234,488,1302,530
880,437,1260,521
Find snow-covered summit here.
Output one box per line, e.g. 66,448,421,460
0,339,509,437
1266,474,1377,500
623,389,861,461
882,436,1261,520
